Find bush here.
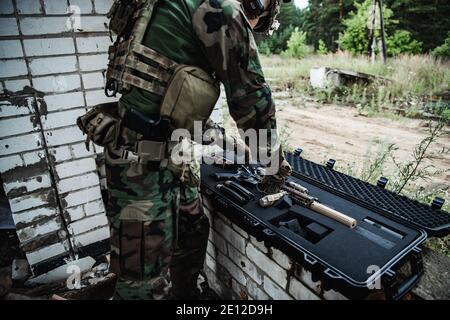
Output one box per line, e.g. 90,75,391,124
387,30,422,56
284,28,308,59
317,39,328,55
432,32,450,58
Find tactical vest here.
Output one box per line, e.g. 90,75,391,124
105,0,220,134
105,0,177,97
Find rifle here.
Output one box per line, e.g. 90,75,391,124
281,181,357,229
258,181,357,229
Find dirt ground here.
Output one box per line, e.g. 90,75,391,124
223,95,450,198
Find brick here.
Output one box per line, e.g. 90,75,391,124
215,218,246,253
246,278,269,300
250,235,268,254
24,38,75,57
228,244,262,285
82,72,104,89
3,79,32,93
68,213,108,235
217,252,247,286
76,36,111,54
0,1,14,14
32,74,81,93
70,142,94,158
0,18,19,36
16,217,62,243
231,223,248,239
0,59,28,78
79,53,108,71
57,171,99,194
12,206,59,226
44,126,85,147
231,278,248,300
69,0,93,14
26,241,71,266
49,142,93,162
0,99,33,118
94,0,113,14
83,199,104,216
55,157,97,179
299,268,322,294
63,186,102,208
72,225,110,247
323,289,349,300
0,155,23,172
246,242,287,288
65,205,85,222
44,92,85,112
44,0,69,14
21,17,72,35
206,240,215,258
205,253,217,272
9,189,54,213
29,56,78,76
0,132,43,156
41,108,85,130
4,173,52,196
22,150,46,166
0,116,37,138
208,229,227,255
263,276,293,300
16,0,43,14
75,16,108,33
271,248,292,270
0,40,23,59
289,277,320,300
85,89,118,106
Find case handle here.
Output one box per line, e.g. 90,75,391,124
383,247,423,300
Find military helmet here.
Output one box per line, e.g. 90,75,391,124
242,0,291,35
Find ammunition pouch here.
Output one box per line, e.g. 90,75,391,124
161,65,220,134
76,102,121,149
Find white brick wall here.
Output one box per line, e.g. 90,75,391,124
0,0,114,278
203,204,349,300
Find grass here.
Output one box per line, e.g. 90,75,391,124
261,52,450,119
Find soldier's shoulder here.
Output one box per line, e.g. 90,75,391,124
194,0,243,17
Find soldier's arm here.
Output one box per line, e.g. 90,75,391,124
192,0,277,133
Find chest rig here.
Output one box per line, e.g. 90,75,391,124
105,0,178,97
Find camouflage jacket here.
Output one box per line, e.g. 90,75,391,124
119,0,277,132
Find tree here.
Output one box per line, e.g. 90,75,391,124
302,0,363,51
284,28,309,59
384,0,450,52
339,0,422,56
317,39,329,54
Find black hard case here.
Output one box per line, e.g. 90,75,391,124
200,153,449,299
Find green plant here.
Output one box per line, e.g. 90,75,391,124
283,28,308,59
386,30,422,56
389,120,446,194
432,32,450,58
317,39,329,55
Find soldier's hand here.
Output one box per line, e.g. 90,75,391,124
258,158,292,194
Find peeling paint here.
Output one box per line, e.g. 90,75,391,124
1,157,48,184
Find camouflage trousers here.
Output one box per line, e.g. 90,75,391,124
105,149,210,300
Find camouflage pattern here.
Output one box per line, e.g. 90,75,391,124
105,0,283,300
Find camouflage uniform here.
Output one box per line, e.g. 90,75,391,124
106,0,278,300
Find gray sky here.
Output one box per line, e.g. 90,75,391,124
294,0,308,9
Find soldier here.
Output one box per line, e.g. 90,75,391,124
78,0,292,300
